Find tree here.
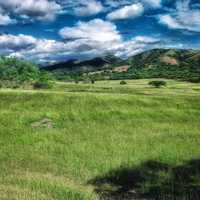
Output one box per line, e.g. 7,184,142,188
149,80,167,88
33,71,54,89
0,57,54,89
120,80,127,85
91,79,95,84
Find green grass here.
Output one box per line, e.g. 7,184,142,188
0,79,200,199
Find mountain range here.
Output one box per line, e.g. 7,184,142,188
44,49,200,82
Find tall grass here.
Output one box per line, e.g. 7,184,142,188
0,79,200,199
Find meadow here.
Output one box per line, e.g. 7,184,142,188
0,79,200,200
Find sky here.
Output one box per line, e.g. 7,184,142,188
0,0,199,63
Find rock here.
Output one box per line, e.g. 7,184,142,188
31,118,54,129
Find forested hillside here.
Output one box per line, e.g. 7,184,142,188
44,49,200,82
127,49,200,82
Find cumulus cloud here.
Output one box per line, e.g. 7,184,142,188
0,34,72,62
0,13,15,25
0,34,36,52
59,19,121,42
159,15,182,29
73,0,104,16
106,0,162,21
56,0,104,16
0,29,161,63
106,3,144,20
159,0,200,32
142,0,161,8
105,0,161,8
0,0,163,23
0,0,61,22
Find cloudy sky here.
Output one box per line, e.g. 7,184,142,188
0,0,199,63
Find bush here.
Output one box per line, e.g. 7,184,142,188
0,80,21,89
149,80,167,88
0,57,40,83
12,82,21,89
33,71,54,89
91,79,95,84
33,81,53,89
120,80,127,85
187,77,200,83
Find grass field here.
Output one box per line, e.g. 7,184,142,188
0,79,200,200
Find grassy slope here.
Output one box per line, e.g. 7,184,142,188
0,79,200,199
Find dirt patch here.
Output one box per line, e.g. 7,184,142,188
161,56,178,65
31,118,54,129
113,65,130,72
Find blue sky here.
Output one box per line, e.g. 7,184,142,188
0,0,199,63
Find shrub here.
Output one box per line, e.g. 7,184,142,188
0,57,40,83
91,79,95,84
149,80,167,88
120,80,127,85
33,71,54,89
187,77,200,83
33,80,53,89
12,82,21,89
83,79,90,84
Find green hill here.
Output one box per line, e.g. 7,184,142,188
44,55,125,72
128,49,200,68
126,48,200,82
44,49,200,82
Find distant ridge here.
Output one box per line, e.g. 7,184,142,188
44,48,200,82
44,55,125,72
128,48,200,69
44,49,200,72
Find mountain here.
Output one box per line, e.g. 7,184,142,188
127,49,200,82
44,55,125,72
44,49,200,82
128,48,200,69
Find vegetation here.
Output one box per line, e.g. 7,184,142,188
120,80,127,85
33,71,54,89
45,49,200,83
0,50,200,199
0,57,53,89
0,79,200,199
91,79,95,84
149,80,167,88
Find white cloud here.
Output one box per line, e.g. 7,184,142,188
0,34,36,52
134,36,161,44
0,13,15,25
105,0,162,8
59,19,121,42
159,0,200,32
0,0,61,21
0,31,161,63
0,17,161,63
0,0,163,23
106,3,144,20
73,0,104,16
0,34,72,62
159,14,182,29
142,0,161,8
105,0,132,8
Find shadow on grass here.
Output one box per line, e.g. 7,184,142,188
88,159,200,200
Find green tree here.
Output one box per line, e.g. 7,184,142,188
149,80,167,88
